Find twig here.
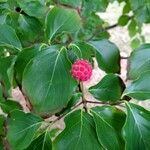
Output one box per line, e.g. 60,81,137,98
86,23,118,41
86,101,106,105
52,101,83,123
86,16,133,41
121,56,129,59
80,82,88,112
86,100,124,106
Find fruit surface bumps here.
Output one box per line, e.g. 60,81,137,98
71,59,92,81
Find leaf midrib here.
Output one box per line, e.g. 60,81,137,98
127,103,147,147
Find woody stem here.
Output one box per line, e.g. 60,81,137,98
80,82,88,112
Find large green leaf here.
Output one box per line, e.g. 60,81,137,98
89,74,125,102
25,131,52,150
22,47,77,114
123,71,150,100
0,56,16,98
45,7,81,42
16,0,48,18
15,44,41,84
129,0,150,23
15,45,60,84
0,24,22,50
91,106,126,150
128,44,150,80
7,110,43,150
0,99,22,114
53,109,102,150
89,40,120,73
122,102,150,149
17,14,43,46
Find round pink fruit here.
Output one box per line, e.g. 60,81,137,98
70,59,93,81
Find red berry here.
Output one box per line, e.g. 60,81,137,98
70,59,92,81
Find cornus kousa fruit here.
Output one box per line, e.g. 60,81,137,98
71,59,93,81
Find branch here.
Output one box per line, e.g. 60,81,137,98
49,100,125,125
86,23,118,41
105,23,118,30
52,101,83,123
86,15,133,41
86,100,124,105
121,56,129,59
80,82,88,112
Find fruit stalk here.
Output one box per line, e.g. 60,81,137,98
80,82,88,112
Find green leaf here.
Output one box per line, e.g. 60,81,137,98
16,0,48,18
89,40,120,73
22,47,77,114
7,110,43,150
123,71,150,100
123,2,131,14
17,14,43,46
0,99,22,114
15,44,42,84
55,0,82,8
129,0,150,23
0,56,16,98
91,106,126,150
82,0,108,16
0,115,4,150
128,44,150,80
118,15,130,26
68,42,95,62
89,74,125,102
45,7,81,42
25,131,52,150
122,102,150,149
131,37,141,49
53,110,102,150
0,115,4,135
0,24,22,50
0,137,4,150
128,19,137,37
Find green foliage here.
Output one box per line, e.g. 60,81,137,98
91,106,126,150
53,110,102,150
0,24,22,50
0,98,22,113
128,44,150,80
22,47,77,114
0,0,149,149
89,74,125,102
89,40,120,73
7,110,43,150
124,71,150,100
122,102,150,150
45,7,81,43
25,131,52,150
